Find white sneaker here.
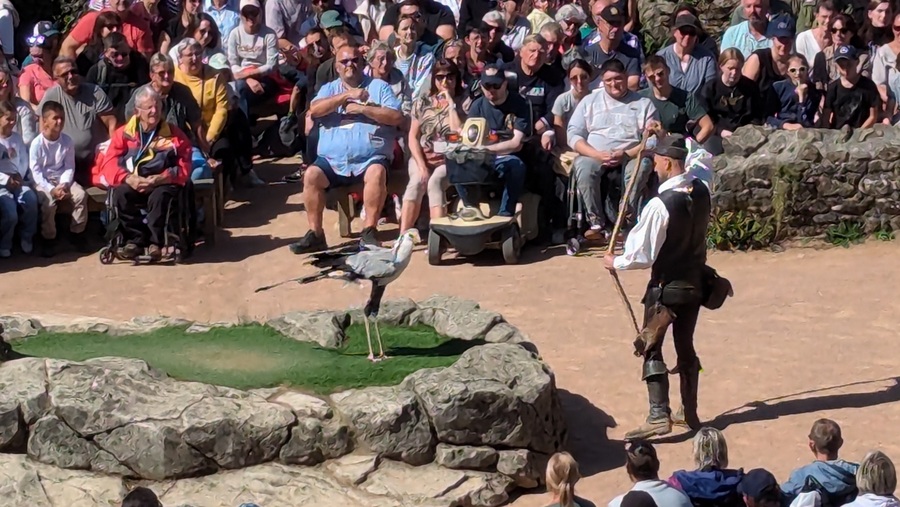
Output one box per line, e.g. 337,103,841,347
20,238,33,254
0,249,10,258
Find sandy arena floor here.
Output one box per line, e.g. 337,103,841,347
2,159,899,506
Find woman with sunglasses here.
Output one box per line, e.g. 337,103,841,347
0,71,37,146
812,14,870,92
400,59,464,232
742,14,796,100
168,13,225,66
766,54,821,129
76,12,122,76
18,33,57,109
553,4,586,69
665,4,718,57
552,59,591,149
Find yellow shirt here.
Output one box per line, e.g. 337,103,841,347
174,65,229,144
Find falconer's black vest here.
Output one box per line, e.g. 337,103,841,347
651,177,711,286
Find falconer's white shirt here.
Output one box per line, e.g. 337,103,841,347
613,171,708,271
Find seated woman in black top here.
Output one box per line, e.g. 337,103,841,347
697,48,760,155
159,0,201,54
766,54,822,129
85,32,151,124
813,14,871,92
76,11,122,76
743,14,795,99
821,44,880,128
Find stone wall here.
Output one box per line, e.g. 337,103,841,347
0,296,566,507
712,125,900,238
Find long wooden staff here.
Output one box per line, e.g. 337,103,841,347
606,134,652,336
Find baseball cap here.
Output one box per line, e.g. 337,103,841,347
674,14,700,31
320,10,344,29
834,44,858,61
480,64,507,87
738,469,781,502
600,5,627,26
33,21,61,39
765,14,796,38
649,134,688,161
239,0,261,13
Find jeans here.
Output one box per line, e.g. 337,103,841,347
0,185,38,250
455,155,527,216
572,155,641,229
190,147,212,181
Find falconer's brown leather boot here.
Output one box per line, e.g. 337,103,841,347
625,375,673,441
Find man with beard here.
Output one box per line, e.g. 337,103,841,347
721,0,775,58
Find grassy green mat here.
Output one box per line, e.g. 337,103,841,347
13,324,476,394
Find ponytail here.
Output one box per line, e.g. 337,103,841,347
546,452,580,507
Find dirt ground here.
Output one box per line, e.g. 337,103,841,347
2,159,899,507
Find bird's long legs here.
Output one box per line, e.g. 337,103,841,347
374,319,387,360
363,314,376,362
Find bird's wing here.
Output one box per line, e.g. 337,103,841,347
347,249,397,279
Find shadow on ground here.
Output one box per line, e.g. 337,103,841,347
652,376,900,445
559,389,624,478
386,338,486,358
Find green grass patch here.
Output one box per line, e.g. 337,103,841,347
13,324,475,394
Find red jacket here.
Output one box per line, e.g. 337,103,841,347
99,117,192,188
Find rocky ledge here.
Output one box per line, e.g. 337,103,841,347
0,296,565,507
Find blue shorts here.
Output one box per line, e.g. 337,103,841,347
314,157,388,189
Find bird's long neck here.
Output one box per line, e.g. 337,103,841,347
393,237,415,264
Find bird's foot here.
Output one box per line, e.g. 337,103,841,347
367,353,377,362
378,353,390,361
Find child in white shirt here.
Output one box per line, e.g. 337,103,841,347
0,101,38,257
29,100,88,257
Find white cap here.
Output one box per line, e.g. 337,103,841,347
239,0,260,10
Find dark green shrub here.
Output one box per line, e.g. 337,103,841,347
707,211,776,251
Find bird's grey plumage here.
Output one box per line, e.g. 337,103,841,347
345,246,403,282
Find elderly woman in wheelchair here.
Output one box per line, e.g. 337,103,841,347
99,87,192,263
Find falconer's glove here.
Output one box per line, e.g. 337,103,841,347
633,303,676,357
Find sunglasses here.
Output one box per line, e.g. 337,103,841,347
338,57,361,65
831,27,849,34
435,73,455,81
56,69,77,78
108,50,128,59
893,24,900,30
678,28,698,36
788,66,808,74
482,82,503,90
26,35,49,48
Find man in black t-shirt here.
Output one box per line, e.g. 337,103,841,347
379,0,455,43
821,44,879,129
457,64,531,217
503,35,565,150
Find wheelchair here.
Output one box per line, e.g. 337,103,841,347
98,182,197,265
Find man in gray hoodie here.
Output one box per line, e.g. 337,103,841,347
781,418,860,505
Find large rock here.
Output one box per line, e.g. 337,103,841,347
279,416,352,466
410,296,504,341
435,444,498,471
404,344,566,455
332,386,435,466
27,415,96,470
266,310,349,349
496,449,548,489
347,298,420,326
361,460,511,507
0,454,126,507
0,358,51,451
0,315,42,340
42,357,295,479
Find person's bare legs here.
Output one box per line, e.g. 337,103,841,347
428,164,449,219
302,165,329,236
400,159,426,232
362,163,387,229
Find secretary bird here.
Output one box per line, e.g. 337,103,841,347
256,229,421,362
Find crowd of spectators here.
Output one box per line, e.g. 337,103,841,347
111,418,899,507
0,0,897,260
